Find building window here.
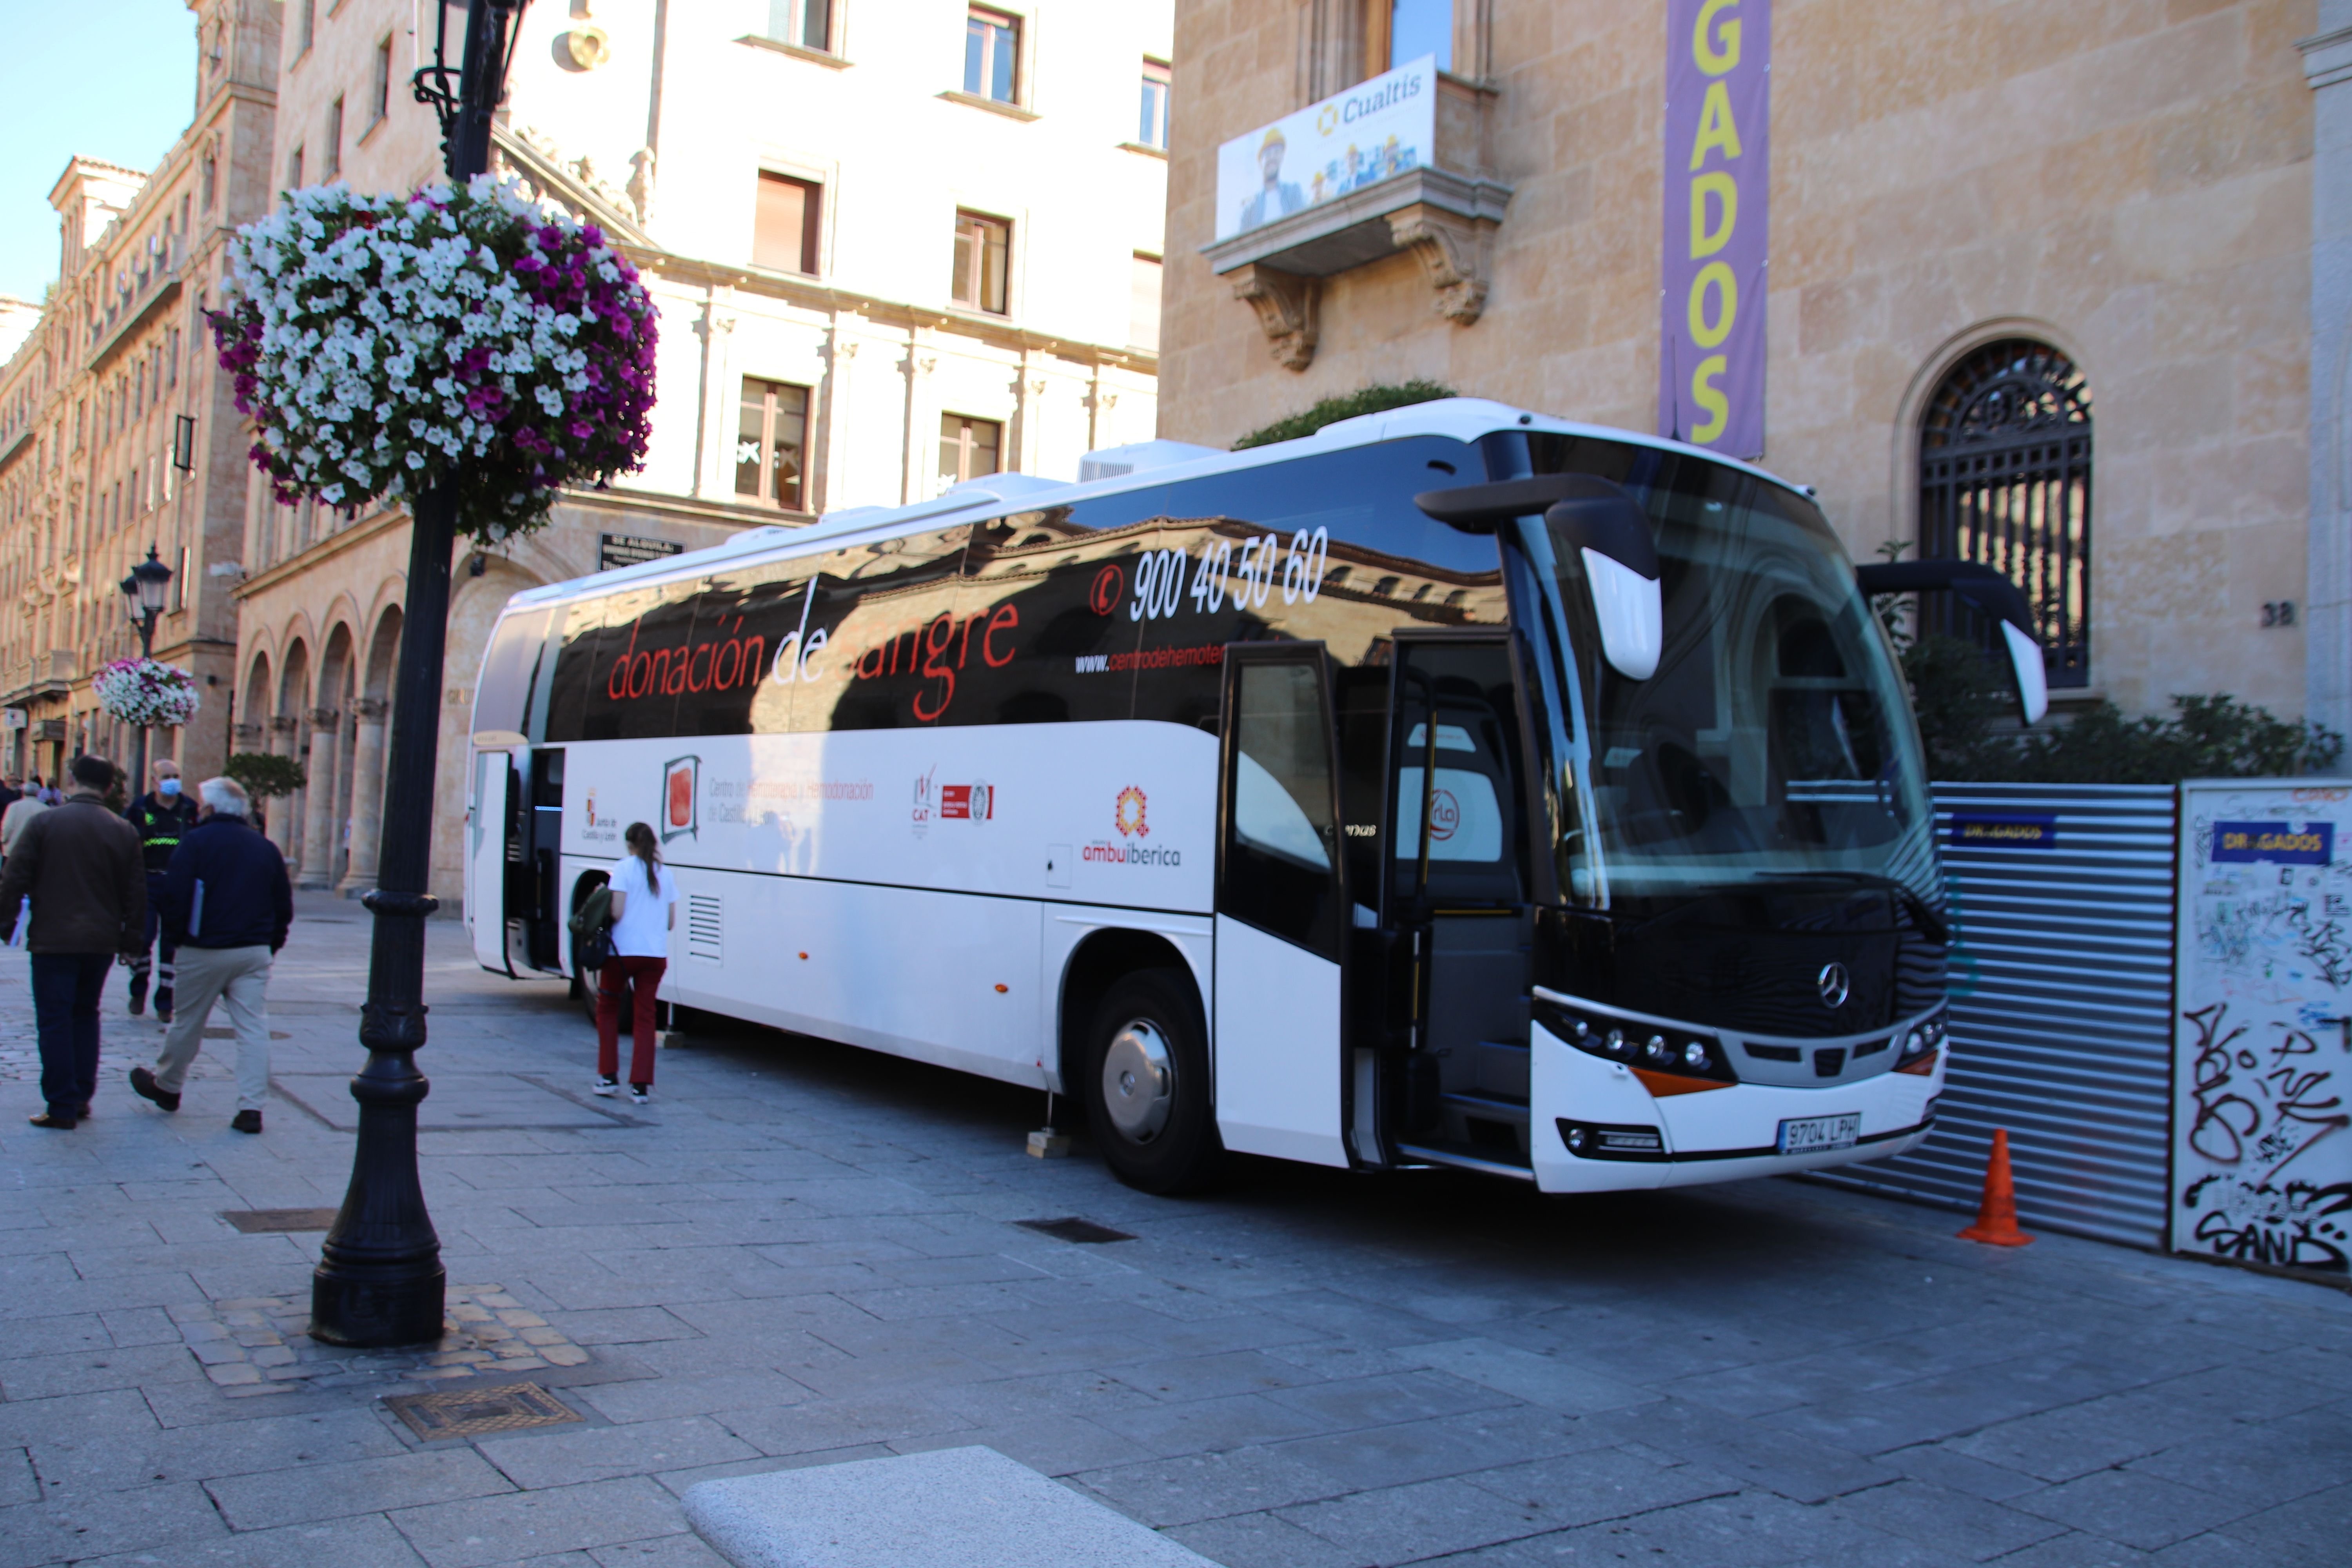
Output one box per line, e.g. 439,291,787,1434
938,414,1001,489
765,0,832,51
296,0,316,56
752,172,822,276
1377,0,1452,73
735,379,809,510
1130,253,1161,350
201,152,216,211
1138,60,1170,149
372,36,393,125
288,145,304,190
950,210,1009,314
1917,339,2093,688
324,98,344,178
964,7,1018,103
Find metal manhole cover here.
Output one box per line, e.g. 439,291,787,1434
1015,1216,1135,1244
221,1207,339,1233
385,1381,581,1441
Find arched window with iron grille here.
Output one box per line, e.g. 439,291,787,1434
1918,339,2092,687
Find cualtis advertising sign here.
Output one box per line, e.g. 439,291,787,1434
1214,56,1437,241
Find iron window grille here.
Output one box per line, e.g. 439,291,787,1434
736,379,810,510
1917,339,2092,688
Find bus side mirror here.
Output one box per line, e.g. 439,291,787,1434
1855,561,2048,725
1548,496,1661,681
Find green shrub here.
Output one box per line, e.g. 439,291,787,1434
1900,634,2344,783
1232,379,1456,450
226,751,308,800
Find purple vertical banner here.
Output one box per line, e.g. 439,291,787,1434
1658,0,1771,461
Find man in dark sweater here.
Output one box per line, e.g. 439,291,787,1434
123,759,201,1021
127,777,292,1134
0,755,147,1129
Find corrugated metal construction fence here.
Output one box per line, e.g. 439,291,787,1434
1815,784,2178,1249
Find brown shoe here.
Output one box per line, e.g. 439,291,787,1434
129,1067,180,1113
230,1109,262,1134
28,1112,75,1130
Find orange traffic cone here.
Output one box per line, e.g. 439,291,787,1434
1958,1128,2034,1246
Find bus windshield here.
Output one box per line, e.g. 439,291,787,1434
1538,458,1935,903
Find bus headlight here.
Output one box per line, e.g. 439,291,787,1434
1535,997,1737,1084
1895,1011,1945,1075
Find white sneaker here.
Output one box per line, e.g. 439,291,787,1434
592,1075,619,1097
630,1084,651,1105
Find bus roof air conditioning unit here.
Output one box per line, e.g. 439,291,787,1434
1079,439,1221,483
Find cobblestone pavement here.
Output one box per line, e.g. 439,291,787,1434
0,897,2346,1566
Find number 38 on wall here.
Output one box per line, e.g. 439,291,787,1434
1130,527,1330,622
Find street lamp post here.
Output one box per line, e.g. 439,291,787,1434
310,0,530,1348
117,545,174,789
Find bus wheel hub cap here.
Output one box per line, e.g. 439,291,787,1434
1103,1020,1174,1142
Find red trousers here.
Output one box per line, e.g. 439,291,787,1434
597,955,666,1085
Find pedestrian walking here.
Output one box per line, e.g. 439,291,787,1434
0,756,146,1129
3,781,48,856
123,760,200,1020
127,778,292,1134
594,821,675,1105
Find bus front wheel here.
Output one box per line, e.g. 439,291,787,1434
1085,968,1221,1195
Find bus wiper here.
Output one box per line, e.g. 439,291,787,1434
1757,871,1949,946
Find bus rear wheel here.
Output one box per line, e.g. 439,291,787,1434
1085,968,1221,1195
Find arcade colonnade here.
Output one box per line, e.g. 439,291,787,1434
237,602,402,891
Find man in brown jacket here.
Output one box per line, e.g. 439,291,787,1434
0,755,146,1128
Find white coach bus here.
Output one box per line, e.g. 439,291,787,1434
464,398,2047,1196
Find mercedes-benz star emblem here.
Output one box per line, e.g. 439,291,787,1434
1817,962,1851,1009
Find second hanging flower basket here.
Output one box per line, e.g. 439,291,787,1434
95,658,202,729
207,175,659,544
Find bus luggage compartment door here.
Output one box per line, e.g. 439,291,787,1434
1212,646,1350,1168
468,749,518,977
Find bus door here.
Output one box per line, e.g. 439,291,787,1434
1384,632,1537,1173
1212,644,1352,1169
468,747,520,976
521,748,565,971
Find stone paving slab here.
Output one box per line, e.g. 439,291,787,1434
0,896,2346,1565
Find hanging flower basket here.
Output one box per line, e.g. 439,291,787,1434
95,658,201,728
206,175,659,544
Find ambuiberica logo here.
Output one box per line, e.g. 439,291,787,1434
1085,786,1179,869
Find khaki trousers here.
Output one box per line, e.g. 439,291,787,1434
152,944,273,1112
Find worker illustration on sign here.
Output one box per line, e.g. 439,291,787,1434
1238,127,1305,232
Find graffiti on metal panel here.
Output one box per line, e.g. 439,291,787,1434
2172,785,2352,1272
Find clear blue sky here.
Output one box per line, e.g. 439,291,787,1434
0,2,196,302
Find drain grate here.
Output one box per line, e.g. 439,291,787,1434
385,1381,581,1441
1015,1216,1135,1245
221,1207,339,1233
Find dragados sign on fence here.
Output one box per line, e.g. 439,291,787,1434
1657,0,1771,461
2172,780,2352,1272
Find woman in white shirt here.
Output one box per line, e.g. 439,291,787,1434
595,822,677,1103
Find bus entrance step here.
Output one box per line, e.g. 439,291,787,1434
684,1445,1216,1567
1471,1041,1532,1103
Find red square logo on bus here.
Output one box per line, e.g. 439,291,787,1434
940,782,993,821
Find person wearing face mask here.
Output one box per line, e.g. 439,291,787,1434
123,760,201,1021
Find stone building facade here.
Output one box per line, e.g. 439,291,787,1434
1162,0,2336,731
0,0,282,793
234,0,1172,900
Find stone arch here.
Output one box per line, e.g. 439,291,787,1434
238,645,273,759
300,622,360,888
336,604,406,892
271,638,312,864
